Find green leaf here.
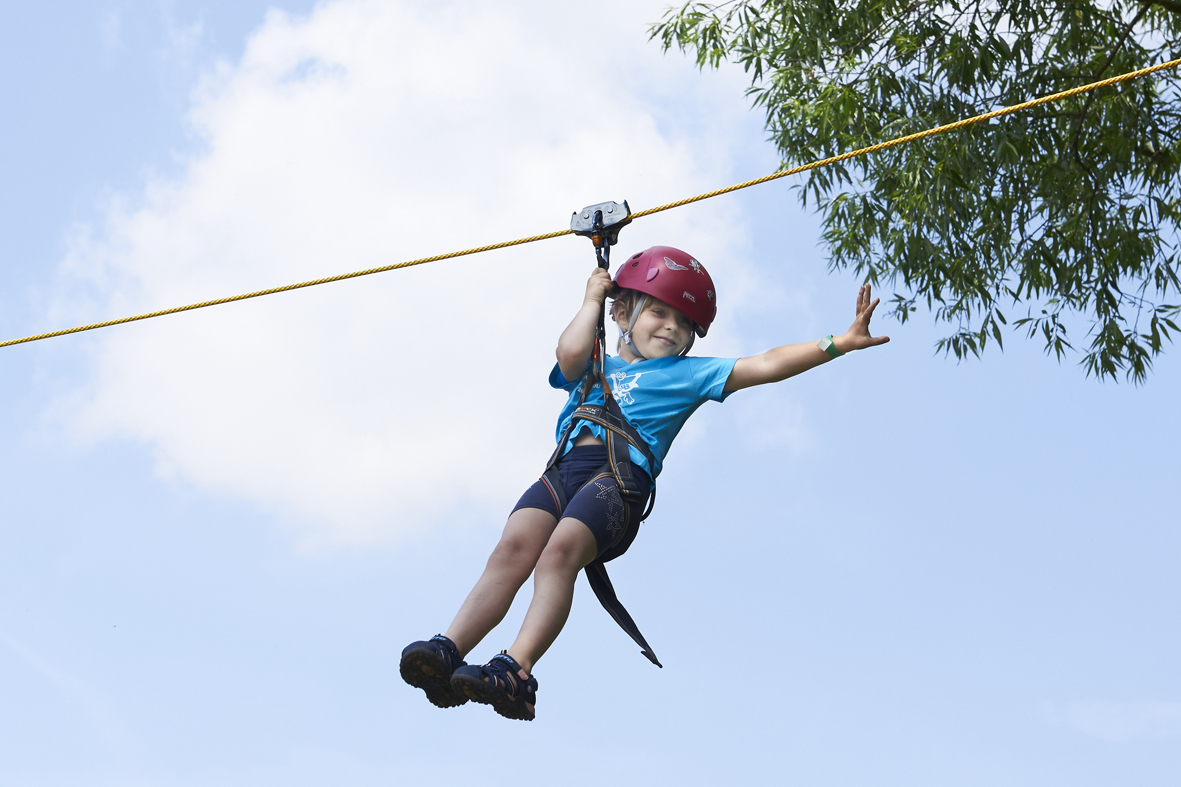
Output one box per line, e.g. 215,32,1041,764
651,0,1181,384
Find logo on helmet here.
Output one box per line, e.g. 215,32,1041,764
683,291,696,303
689,259,703,274
706,289,715,301
663,257,690,271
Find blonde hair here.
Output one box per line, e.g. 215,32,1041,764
610,288,646,324
610,287,699,357
610,288,649,352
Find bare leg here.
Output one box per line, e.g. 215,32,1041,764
506,518,598,674
444,507,558,658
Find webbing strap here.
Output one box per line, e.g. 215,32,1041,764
564,404,655,502
540,461,660,668
584,560,662,667
539,394,662,666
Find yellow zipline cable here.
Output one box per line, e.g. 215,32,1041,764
3,56,1180,350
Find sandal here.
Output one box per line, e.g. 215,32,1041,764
450,651,538,721
399,635,469,708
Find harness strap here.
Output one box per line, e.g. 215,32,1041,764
563,406,649,501
541,382,662,666
540,460,662,668
584,560,662,667
546,400,656,478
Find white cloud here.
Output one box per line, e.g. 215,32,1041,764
1041,700,1181,743
52,0,757,544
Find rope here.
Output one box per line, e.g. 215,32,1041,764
0,229,573,349
630,56,1181,220
4,56,1179,350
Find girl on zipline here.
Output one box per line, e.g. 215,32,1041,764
400,245,888,721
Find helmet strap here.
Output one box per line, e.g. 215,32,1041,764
620,295,649,361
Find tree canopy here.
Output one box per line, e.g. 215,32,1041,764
653,0,1181,382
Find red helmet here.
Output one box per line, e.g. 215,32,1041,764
612,246,717,337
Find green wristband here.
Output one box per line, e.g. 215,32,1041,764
818,335,843,358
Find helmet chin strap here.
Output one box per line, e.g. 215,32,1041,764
619,294,696,359
620,295,649,360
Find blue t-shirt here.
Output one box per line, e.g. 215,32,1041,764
549,354,738,478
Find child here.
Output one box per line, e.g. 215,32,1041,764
400,245,888,721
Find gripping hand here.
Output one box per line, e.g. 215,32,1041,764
584,267,614,307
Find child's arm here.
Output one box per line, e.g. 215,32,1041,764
555,267,615,382
723,284,890,393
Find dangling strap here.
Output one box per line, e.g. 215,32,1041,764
584,559,662,667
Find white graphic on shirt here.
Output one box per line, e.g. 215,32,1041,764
607,370,643,406
663,256,690,271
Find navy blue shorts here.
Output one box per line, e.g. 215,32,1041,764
512,445,653,558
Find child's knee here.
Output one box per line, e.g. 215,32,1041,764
536,524,596,575
488,531,542,573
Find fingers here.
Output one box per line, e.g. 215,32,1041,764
856,283,875,316
585,267,614,305
853,297,881,327
841,284,890,350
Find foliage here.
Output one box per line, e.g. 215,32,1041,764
653,0,1181,382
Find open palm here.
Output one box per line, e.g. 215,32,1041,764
843,284,890,352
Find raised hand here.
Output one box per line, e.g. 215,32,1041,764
583,267,614,306
839,284,890,352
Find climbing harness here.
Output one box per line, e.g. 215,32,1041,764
554,200,664,666
1,55,1179,351
541,407,661,666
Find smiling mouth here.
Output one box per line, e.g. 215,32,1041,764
655,336,675,347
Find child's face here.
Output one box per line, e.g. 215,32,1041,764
617,297,695,359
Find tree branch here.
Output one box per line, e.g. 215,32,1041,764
1068,2,1152,164
1148,0,1181,16
841,0,925,60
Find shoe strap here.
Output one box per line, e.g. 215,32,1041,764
489,652,536,693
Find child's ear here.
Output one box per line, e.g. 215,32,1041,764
610,300,627,325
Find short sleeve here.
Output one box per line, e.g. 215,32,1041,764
549,361,587,391
688,356,738,402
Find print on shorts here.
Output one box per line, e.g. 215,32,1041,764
595,480,625,537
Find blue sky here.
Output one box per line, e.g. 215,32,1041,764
1,2,1178,785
